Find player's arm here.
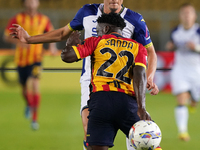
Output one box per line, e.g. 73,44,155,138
3,16,28,47
10,24,73,44
186,42,200,52
9,4,87,44
165,28,176,51
165,40,175,51
133,65,151,120
146,45,159,95
61,31,98,63
133,15,159,95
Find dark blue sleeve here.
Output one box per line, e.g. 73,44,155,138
197,26,200,36
132,15,152,47
69,4,99,31
69,6,85,31
170,26,178,43
124,10,152,47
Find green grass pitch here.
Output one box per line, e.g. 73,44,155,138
0,56,200,150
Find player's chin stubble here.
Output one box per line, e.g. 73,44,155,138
109,8,118,13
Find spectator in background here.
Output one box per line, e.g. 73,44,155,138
3,0,57,130
166,3,200,141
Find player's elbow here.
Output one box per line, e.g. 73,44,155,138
61,53,76,63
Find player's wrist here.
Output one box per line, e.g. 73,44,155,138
26,35,32,44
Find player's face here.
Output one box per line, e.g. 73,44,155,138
103,0,123,13
24,0,39,11
179,6,197,27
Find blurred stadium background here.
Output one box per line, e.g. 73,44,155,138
0,0,200,150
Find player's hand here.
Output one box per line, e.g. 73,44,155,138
146,78,159,95
9,24,30,44
66,31,81,46
137,108,151,120
186,42,195,51
165,41,175,51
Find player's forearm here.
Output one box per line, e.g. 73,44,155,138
133,66,147,109
27,26,71,44
146,46,157,81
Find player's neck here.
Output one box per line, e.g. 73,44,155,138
109,30,123,35
182,23,195,30
25,9,38,17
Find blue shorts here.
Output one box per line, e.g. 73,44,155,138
86,91,140,147
17,62,42,85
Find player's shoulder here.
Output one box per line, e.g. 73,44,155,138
194,23,200,34
85,36,102,43
9,12,24,22
171,25,180,34
123,7,144,24
37,12,50,19
13,12,24,18
80,3,101,16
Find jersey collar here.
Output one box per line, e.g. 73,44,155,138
110,32,124,38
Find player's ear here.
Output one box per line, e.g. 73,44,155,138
104,25,111,34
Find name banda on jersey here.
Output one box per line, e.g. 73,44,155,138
105,39,134,49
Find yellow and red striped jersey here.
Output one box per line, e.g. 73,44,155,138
73,33,147,96
4,12,54,67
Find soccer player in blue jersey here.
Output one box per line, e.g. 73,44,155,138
10,0,160,149
166,3,200,142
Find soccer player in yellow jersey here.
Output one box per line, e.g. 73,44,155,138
61,13,161,150
3,0,57,130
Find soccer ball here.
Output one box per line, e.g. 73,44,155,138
129,120,162,150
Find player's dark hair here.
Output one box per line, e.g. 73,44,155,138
97,13,126,30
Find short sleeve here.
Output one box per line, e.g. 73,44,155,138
68,5,86,31
132,15,152,48
134,43,147,69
